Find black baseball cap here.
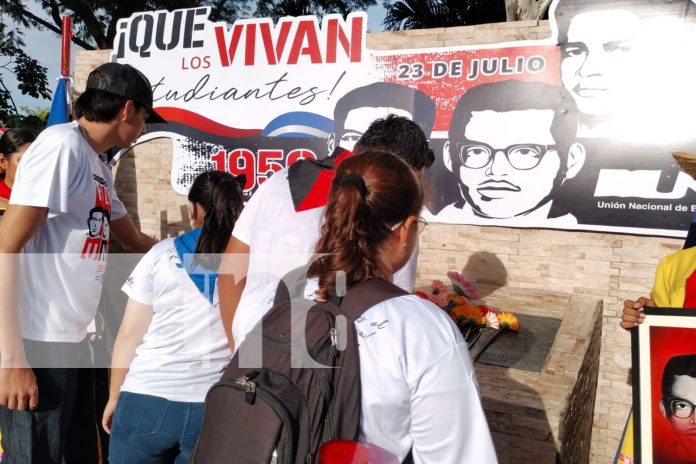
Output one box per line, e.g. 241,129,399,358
86,62,167,124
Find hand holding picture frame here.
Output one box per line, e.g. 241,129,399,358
632,308,696,464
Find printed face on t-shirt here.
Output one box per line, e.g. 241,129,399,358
88,211,104,237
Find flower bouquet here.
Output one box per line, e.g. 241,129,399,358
416,271,519,360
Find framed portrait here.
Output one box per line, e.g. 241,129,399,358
632,308,696,464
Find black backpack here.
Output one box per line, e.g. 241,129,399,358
189,268,407,464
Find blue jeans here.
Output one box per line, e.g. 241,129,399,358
109,392,203,464
0,339,96,464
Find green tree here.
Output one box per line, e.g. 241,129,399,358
0,0,248,50
255,0,376,22
19,105,49,130
383,0,505,31
0,20,51,126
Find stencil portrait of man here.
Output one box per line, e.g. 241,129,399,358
327,82,436,155
550,0,696,229
440,79,585,225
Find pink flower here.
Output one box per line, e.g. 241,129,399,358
484,311,500,329
447,271,479,301
429,280,449,308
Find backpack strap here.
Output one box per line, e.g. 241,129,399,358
339,277,408,321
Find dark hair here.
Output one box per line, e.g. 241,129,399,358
662,354,696,416
188,170,245,259
354,115,434,169
0,128,36,158
88,206,105,219
553,0,696,44
308,151,423,300
333,82,436,139
448,80,579,168
73,89,147,123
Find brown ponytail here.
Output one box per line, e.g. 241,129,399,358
308,151,423,300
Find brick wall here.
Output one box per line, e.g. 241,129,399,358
76,20,680,462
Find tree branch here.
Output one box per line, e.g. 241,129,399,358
0,77,19,117
19,6,95,50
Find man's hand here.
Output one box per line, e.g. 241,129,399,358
0,366,38,411
620,297,653,330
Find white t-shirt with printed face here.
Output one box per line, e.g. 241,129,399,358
121,238,232,403
231,168,418,348
11,121,126,343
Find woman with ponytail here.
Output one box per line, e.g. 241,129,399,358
308,151,497,463
103,170,245,464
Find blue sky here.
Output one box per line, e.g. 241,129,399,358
6,2,387,112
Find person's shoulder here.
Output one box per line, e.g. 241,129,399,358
243,167,290,204
364,294,461,342
26,122,83,157
153,236,176,253
660,246,696,269
139,237,176,264
38,122,81,143
262,166,291,189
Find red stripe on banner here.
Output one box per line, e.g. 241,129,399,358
155,107,263,138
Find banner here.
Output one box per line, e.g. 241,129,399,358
111,1,696,237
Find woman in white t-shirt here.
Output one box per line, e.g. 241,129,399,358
307,151,498,463
102,170,245,464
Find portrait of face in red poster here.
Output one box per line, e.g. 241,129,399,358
649,326,696,463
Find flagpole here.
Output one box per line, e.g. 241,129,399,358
60,16,72,120
47,16,72,127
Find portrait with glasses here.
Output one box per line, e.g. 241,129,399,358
438,79,586,225
656,354,696,462
632,313,696,463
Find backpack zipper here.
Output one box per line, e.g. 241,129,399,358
261,314,338,446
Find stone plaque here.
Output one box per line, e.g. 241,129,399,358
475,314,561,372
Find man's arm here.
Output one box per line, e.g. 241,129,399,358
218,236,249,351
110,214,156,253
0,205,48,411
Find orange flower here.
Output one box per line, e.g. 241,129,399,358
414,290,429,300
450,304,485,325
449,294,468,306
498,312,520,332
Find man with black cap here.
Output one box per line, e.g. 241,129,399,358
0,61,161,463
